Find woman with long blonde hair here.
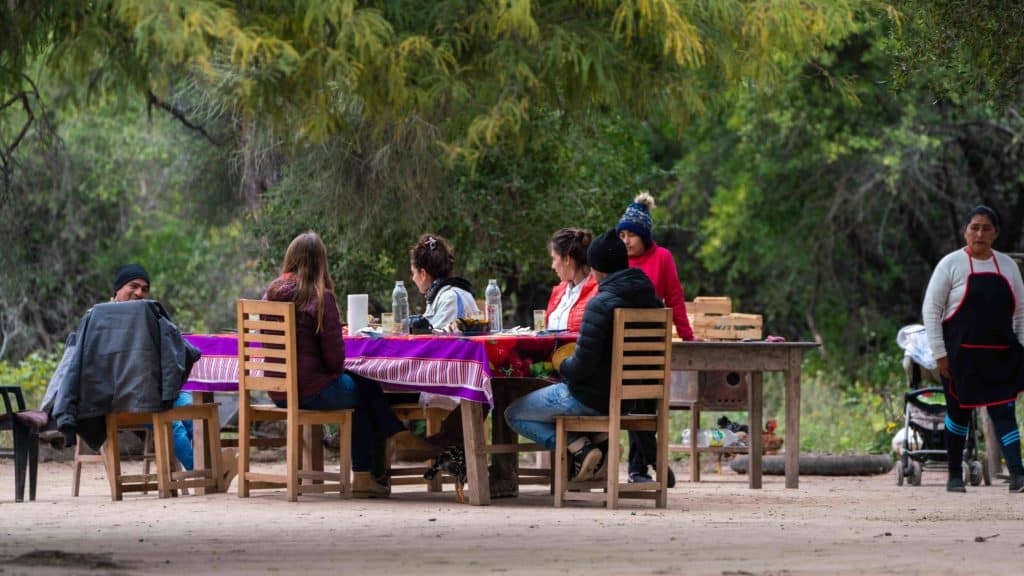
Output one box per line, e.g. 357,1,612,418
265,231,404,497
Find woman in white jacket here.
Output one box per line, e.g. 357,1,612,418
409,233,479,330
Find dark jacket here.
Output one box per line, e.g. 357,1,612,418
560,268,663,412
263,278,346,401
54,300,200,450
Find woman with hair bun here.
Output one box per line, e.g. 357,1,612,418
545,228,598,332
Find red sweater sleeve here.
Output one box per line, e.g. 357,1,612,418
318,291,347,375
657,249,694,341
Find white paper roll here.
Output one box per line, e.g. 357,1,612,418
346,294,368,334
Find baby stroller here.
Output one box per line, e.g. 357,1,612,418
895,325,990,487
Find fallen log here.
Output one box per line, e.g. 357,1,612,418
730,453,893,476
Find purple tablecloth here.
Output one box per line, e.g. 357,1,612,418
182,334,494,405
182,334,239,393
344,336,492,404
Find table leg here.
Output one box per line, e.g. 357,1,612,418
192,391,214,494
748,372,763,489
489,379,519,498
785,350,802,489
462,401,490,506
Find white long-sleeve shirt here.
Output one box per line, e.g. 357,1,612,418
922,249,1024,360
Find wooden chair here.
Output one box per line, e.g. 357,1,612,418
95,405,223,501
152,404,223,498
554,308,673,509
72,427,154,497
236,299,353,501
387,404,450,491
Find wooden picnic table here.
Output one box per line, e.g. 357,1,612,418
671,340,819,489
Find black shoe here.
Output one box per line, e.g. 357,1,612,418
629,472,654,484
1009,473,1024,493
946,477,966,493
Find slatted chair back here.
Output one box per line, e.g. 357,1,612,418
555,307,673,509
236,299,352,501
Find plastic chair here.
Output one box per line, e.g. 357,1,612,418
0,386,46,502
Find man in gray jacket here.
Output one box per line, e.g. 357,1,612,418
54,266,200,456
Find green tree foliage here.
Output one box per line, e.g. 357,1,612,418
671,20,1024,369
0,91,258,359
889,0,1024,107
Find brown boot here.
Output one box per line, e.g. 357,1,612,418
352,471,389,498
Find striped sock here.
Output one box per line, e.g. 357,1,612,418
1000,429,1023,475
945,415,969,477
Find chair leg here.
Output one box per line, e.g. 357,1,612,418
237,402,250,498
72,439,85,497
104,416,123,501
605,429,620,510
286,418,300,502
12,424,28,502
28,429,39,501
152,414,174,498
554,419,566,508
142,428,154,495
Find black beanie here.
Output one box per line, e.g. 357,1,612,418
113,264,150,295
587,229,628,274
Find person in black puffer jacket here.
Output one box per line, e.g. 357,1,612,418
505,229,662,482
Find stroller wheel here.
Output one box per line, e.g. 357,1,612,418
982,458,992,486
908,461,922,486
897,463,905,486
966,460,983,486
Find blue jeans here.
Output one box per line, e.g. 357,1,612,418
275,372,404,474
504,382,602,450
148,392,194,471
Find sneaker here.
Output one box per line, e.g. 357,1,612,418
571,444,603,482
1009,473,1024,493
629,472,654,484
946,476,966,493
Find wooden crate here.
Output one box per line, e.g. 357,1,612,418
688,296,732,315
688,312,763,341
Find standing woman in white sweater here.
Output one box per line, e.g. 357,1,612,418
923,205,1024,493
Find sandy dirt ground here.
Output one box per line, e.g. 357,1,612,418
2,457,1023,575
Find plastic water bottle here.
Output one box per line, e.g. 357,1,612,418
392,281,409,335
485,279,502,332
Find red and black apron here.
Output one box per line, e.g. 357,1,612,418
942,249,1024,407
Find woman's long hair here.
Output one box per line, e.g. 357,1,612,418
275,231,335,333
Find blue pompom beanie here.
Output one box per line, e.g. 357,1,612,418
615,192,655,248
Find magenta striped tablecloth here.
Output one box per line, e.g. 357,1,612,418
182,334,240,393
182,334,494,405
344,337,492,405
